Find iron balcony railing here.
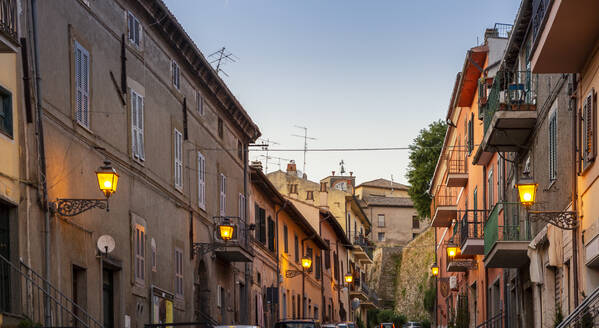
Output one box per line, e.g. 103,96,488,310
0,0,18,43
493,23,513,38
484,202,531,255
482,70,539,134
447,148,468,176
531,0,551,43
431,185,459,211
353,234,374,260
458,210,489,249
556,284,599,328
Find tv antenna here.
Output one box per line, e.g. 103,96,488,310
257,155,291,173
258,138,281,173
208,47,238,77
291,126,316,174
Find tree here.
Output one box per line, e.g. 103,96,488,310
406,119,447,218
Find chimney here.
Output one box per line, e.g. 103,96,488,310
349,171,353,177
332,171,335,176
250,161,263,171
287,160,297,174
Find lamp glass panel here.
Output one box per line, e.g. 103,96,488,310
517,183,537,207
219,224,234,241
96,172,118,195
301,257,312,269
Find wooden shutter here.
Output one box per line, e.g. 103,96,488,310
74,41,89,127
268,216,275,251
131,91,144,160
583,90,597,168
259,208,266,244
174,129,183,189
284,225,288,253
198,152,206,208
324,240,330,269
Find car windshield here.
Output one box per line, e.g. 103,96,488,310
275,322,317,328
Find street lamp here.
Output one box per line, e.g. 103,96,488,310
51,160,119,216
344,273,354,284
516,176,537,208
446,243,458,258
431,264,439,277
301,256,313,270
218,219,235,241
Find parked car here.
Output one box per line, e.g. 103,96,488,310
322,325,337,328
336,322,355,328
275,319,321,328
379,323,395,328
401,322,422,328
215,326,261,328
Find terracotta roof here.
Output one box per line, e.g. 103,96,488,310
363,196,414,207
357,178,409,190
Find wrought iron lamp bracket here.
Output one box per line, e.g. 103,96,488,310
193,242,227,257
528,210,578,230
285,270,303,278
50,198,109,217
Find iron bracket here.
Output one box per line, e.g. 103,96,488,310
50,198,108,217
528,210,578,230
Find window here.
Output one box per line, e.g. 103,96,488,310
314,306,319,320
467,114,474,154
294,234,299,263
218,117,223,139
197,152,206,209
255,204,266,244
583,89,597,169
412,216,420,229
283,225,289,253
237,140,243,160
74,41,90,128
217,285,223,308
306,191,314,200
333,252,339,280
134,224,145,284
378,232,385,242
151,238,157,272
197,92,204,115
0,86,12,138
378,214,385,227
288,184,298,194
315,255,321,280
268,216,275,252
324,240,330,269
219,174,227,216
549,109,558,181
320,182,327,192
497,156,504,201
306,247,313,272
131,90,145,160
172,60,180,89
174,129,183,190
127,11,142,47
175,248,183,296
488,168,494,209
239,193,247,221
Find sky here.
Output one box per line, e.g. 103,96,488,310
164,0,521,185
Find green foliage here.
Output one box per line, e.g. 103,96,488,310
553,306,563,328
367,308,381,328
423,279,436,313
421,319,431,328
374,309,407,328
406,119,448,218
18,319,42,328
357,317,365,328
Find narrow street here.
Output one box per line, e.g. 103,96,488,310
0,1,597,328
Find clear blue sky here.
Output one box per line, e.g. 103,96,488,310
164,0,521,185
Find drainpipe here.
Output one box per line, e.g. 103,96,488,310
275,199,289,322
30,0,51,325
243,143,250,324
336,237,341,321
319,215,326,323
570,73,579,309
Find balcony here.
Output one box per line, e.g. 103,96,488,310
214,218,254,262
445,224,476,272
474,71,538,165
431,185,458,227
530,0,599,73
352,234,374,264
349,277,369,301
0,0,19,52
484,202,531,268
458,210,488,255
446,149,468,187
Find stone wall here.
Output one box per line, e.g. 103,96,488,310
394,227,434,321
369,246,403,308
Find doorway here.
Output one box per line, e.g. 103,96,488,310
0,204,10,312
102,269,114,328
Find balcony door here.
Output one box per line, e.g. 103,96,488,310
0,204,9,312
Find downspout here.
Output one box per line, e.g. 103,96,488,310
570,73,579,308
275,199,289,322
242,143,249,324
319,216,325,323
30,0,51,325
336,237,341,321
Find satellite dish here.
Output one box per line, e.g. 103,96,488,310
351,298,360,310
97,235,116,254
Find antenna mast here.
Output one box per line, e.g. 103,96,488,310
258,138,281,173
291,126,316,175
208,47,238,77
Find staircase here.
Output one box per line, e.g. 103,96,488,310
0,254,103,328
556,286,599,328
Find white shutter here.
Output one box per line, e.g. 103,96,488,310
174,129,183,189
74,41,90,128
220,174,226,216
131,90,138,158
138,95,144,160
238,193,246,220
197,92,204,115
198,152,205,209
217,285,222,307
